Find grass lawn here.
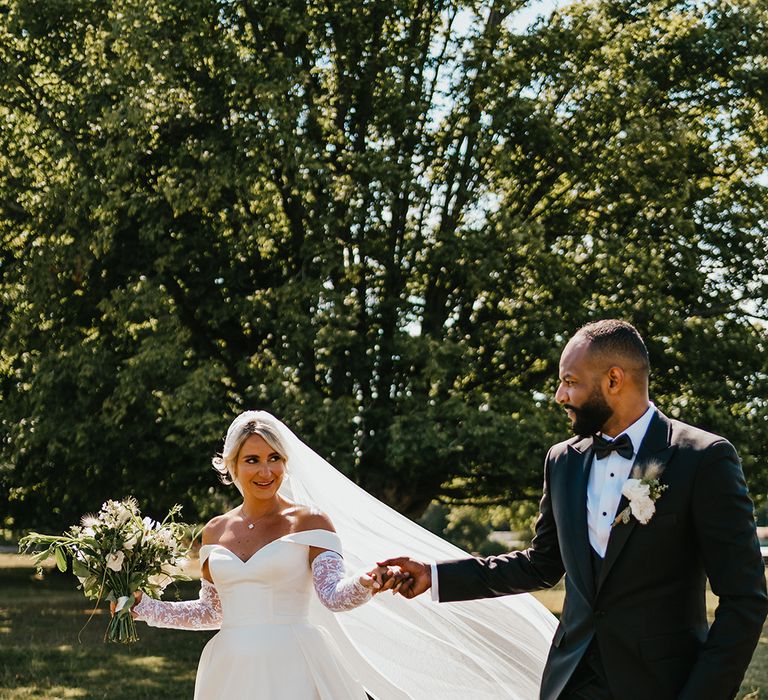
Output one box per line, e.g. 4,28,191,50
1,555,766,699
0,559,212,699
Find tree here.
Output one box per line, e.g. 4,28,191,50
1,0,766,529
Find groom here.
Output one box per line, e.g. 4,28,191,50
382,320,768,699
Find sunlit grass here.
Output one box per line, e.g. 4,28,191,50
1,560,766,699
0,565,210,700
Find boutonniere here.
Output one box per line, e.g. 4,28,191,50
612,460,668,527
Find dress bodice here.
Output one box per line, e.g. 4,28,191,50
199,529,342,628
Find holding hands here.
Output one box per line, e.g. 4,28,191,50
376,557,432,598
357,557,433,599
360,563,412,594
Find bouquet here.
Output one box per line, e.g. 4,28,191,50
19,498,199,643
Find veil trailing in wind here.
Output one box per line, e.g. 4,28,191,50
224,410,557,700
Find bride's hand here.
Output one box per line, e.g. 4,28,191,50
360,565,410,594
359,565,385,591
109,591,142,619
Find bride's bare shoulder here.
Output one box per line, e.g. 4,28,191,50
201,510,238,544
287,505,335,534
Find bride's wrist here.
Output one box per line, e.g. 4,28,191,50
131,591,146,618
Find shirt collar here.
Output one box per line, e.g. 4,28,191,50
602,402,656,449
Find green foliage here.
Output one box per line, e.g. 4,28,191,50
419,501,538,556
419,501,531,554
1,0,767,527
417,501,449,536
419,502,496,553
489,501,541,545
444,505,494,553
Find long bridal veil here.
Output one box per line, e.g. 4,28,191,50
231,410,557,699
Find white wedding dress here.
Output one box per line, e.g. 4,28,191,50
136,528,406,699
198,530,373,699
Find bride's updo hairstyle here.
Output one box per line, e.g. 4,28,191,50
212,411,289,488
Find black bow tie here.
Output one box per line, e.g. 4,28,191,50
593,433,634,460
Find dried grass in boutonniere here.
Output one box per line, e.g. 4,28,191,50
612,460,668,527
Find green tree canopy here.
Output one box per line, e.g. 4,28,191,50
1,0,766,529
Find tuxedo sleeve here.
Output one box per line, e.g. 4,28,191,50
679,440,768,700
436,449,565,602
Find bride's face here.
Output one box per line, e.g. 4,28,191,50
235,434,286,499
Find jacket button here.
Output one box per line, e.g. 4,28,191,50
595,610,606,618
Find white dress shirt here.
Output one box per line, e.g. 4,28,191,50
587,403,655,557
431,403,657,598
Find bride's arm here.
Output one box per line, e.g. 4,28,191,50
312,551,375,612
133,516,224,630
133,579,223,630
298,509,382,611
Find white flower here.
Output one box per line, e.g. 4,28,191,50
100,500,133,528
141,517,159,544
115,507,132,526
613,468,668,528
147,572,173,590
629,495,656,524
123,530,141,551
106,551,125,572
163,561,183,576
155,527,175,548
148,559,186,590
622,478,650,501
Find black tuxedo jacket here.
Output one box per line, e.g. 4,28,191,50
436,409,768,700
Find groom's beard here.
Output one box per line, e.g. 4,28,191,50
565,385,613,438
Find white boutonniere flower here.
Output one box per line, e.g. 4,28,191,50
613,460,667,527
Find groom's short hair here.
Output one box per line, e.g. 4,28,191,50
574,319,650,376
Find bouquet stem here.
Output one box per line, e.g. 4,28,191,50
107,608,139,643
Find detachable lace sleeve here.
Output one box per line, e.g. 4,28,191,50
312,551,373,612
133,579,222,630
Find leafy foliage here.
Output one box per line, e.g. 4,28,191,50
1,0,766,528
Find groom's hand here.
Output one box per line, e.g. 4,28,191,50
377,557,432,599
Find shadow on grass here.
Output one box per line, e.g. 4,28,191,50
2,564,767,699
0,566,213,700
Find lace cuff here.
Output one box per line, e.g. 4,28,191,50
312,551,372,612
134,579,222,630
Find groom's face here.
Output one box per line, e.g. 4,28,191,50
556,337,614,437
566,382,613,437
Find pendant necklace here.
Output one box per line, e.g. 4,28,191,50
241,504,279,530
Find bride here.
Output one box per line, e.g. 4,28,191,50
125,411,557,699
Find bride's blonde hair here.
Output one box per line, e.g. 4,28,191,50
211,413,289,487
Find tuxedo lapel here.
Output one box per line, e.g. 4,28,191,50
597,410,676,592
565,437,596,599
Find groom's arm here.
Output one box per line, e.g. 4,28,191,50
679,440,768,700
436,451,565,602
